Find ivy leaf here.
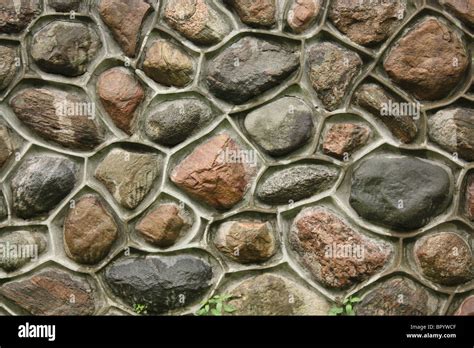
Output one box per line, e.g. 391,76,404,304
345,304,352,314
211,308,221,316
216,301,223,314
224,304,236,313
350,297,361,303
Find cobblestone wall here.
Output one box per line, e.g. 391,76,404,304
0,0,472,316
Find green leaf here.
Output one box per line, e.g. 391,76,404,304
196,308,206,316
205,304,210,312
345,304,352,314
213,295,221,299
328,307,343,315
216,301,223,314
350,297,361,303
211,308,221,316
224,304,236,313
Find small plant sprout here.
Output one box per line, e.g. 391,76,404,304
196,294,237,316
133,303,148,315
328,296,361,316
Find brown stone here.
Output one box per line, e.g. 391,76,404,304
455,296,474,315
0,122,16,169
415,232,473,286
308,42,362,111
322,123,371,159
0,45,18,91
354,83,418,143
99,0,150,57
64,195,118,265
384,17,469,100
0,268,97,315
465,173,474,220
227,274,330,315
0,0,42,33
226,0,276,28
441,0,474,28
164,0,230,45
143,40,194,87
289,207,392,289
136,203,190,247
329,0,405,46
94,148,161,210
287,0,321,33
357,277,438,315
9,87,104,151
97,67,144,135
214,220,276,263
170,133,253,210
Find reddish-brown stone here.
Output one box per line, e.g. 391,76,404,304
0,0,42,33
136,203,190,247
227,0,276,28
64,195,118,265
99,0,151,57
322,123,371,159
441,0,474,28
466,173,474,220
97,67,144,135
0,268,97,315
455,296,474,315
287,0,321,33
170,133,253,210
384,17,469,100
290,207,392,289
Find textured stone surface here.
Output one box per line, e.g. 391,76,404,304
95,148,160,209
227,274,330,315
0,191,7,221
0,122,16,169
226,0,276,28
64,195,118,265
11,156,77,219
428,107,474,161
350,156,452,230
49,0,80,12
143,40,194,87
357,277,437,315
384,17,469,100
0,44,17,91
170,133,253,210
415,233,473,285
136,203,191,247
0,230,46,272
97,67,144,135
207,36,300,104
10,87,105,150
308,42,362,111
104,254,213,314
0,268,97,315
455,296,474,315
355,83,418,143
441,0,474,28
0,0,41,33
329,0,405,46
145,98,212,146
465,172,474,220
99,0,150,57
164,0,230,45
322,123,371,159
214,220,276,263
290,207,392,289
244,96,314,156
287,0,321,33
31,21,101,77
257,165,338,204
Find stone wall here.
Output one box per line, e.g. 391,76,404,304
0,0,472,316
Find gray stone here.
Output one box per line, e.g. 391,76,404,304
31,21,101,77
164,0,230,45
95,148,161,209
0,0,42,33
0,122,16,169
49,0,80,11
104,254,213,314
0,45,18,91
11,155,77,219
0,191,7,221
356,277,438,315
227,273,330,315
0,230,47,272
428,107,474,161
206,36,300,104
350,156,452,230
354,83,418,144
145,98,213,146
10,87,105,151
257,165,338,204
244,96,314,156
308,42,362,111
